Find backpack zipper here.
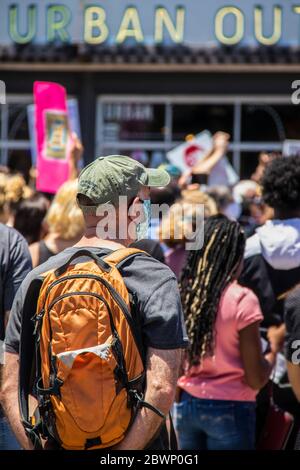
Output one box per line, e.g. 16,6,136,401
40,273,141,354
44,274,129,316
46,290,109,312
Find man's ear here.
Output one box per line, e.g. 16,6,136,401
128,196,142,222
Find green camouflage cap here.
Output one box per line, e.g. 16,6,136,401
77,155,170,214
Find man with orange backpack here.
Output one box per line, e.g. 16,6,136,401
2,155,187,450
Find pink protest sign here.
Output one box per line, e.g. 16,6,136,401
34,81,72,193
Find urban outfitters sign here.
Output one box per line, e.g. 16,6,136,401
1,0,300,47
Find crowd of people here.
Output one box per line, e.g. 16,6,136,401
0,130,300,451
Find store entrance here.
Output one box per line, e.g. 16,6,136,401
96,95,299,179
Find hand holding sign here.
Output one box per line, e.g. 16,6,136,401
167,130,238,187
69,132,84,180
212,131,230,154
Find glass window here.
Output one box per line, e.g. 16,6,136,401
241,104,300,142
240,151,260,180
98,97,295,179
0,100,32,170
272,105,300,140
102,103,165,142
172,105,234,141
8,103,30,141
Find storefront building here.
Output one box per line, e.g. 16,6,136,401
1,0,300,178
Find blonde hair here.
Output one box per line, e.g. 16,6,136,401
46,180,85,240
181,189,218,217
5,174,33,204
0,172,33,223
159,191,217,247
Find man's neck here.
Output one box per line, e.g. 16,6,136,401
74,233,130,250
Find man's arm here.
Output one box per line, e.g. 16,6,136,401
192,131,230,175
1,351,33,450
114,347,183,450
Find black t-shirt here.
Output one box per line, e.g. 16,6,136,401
284,285,300,363
0,224,32,354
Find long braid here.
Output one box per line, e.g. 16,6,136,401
179,215,245,366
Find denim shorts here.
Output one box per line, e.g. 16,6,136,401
172,391,256,450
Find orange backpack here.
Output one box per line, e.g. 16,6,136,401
19,248,164,450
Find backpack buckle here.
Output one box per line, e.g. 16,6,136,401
32,309,45,336
127,389,143,408
128,389,165,419
36,376,63,397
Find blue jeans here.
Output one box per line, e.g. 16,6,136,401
172,391,256,450
0,417,20,450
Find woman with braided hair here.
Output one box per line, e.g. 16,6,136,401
174,215,276,450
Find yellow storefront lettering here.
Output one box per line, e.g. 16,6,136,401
254,6,282,45
9,4,36,44
116,7,144,43
47,5,71,42
215,6,244,45
155,7,185,43
84,6,109,45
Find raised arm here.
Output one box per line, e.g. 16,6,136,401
192,132,230,175
68,132,83,180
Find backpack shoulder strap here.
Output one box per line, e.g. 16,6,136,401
104,248,150,364
19,275,45,448
103,247,149,268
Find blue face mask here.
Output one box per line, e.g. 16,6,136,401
136,199,151,240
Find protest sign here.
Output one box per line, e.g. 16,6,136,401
34,81,72,193
167,130,238,186
28,98,81,168
167,131,213,173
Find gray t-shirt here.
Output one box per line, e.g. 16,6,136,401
0,224,32,343
5,246,188,354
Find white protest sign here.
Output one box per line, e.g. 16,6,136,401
167,130,213,173
167,130,238,186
